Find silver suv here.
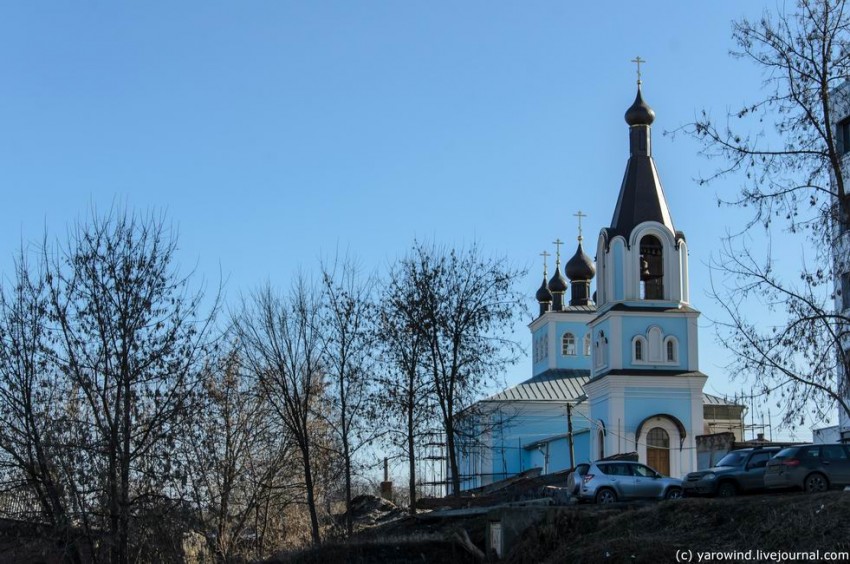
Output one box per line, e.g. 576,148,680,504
578,461,683,504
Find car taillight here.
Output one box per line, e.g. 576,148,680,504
781,458,801,467
583,474,595,484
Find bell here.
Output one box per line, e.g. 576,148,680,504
640,257,652,281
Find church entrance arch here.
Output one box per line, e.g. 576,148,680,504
646,427,670,475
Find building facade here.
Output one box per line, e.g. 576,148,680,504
828,82,850,443
456,83,744,490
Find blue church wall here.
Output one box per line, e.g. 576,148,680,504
532,326,549,374
619,315,688,369
590,318,613,370
525,431,590,472
554,321,591,370
622,388,693,433
455,403,594,486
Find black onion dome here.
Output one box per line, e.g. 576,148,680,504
566,243,596,281
536,279,553,303
624,87,655,126
548,268,568,293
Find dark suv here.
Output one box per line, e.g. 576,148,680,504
764,444,850,493
682,447,780,497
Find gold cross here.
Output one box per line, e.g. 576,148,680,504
540,250,550,276
631,56,645,85
552,238,563,264
574,210,587,241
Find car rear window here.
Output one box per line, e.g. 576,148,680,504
799,445,820,459
822,445,848,460
716,451,747,466
773,447,797,459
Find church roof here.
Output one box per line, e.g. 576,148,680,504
565,241,595,281
484,369,589,402
606,85,676,242
481,370,735,409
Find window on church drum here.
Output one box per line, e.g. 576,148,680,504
666,340,675,362
583,333,592,356
634,339,643,361
639,235,664,300
842,272,850,311
562,333,576,356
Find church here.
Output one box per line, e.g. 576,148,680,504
455,79,743,490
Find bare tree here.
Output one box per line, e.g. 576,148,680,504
680,0,850,429
44,209,216,564
234,280,325,545
385,241,525,496
377,277,436,513
318,256,380,536
181,346,297,561
0,252,84,563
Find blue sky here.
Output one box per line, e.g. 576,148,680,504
0,2,815,437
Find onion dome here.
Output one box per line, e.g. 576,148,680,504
624,86,655,126
566,242,596,281
536,279,553,303
548,266,567,294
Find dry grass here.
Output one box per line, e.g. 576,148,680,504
506,492,850,564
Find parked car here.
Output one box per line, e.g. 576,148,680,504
577,461,682,504
682,447,780,497
764,443,850,493
567,463,590,495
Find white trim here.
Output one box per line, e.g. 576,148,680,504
629,222,682,303
664,336,679,364
679,239,690,304
562,332,577,356
637,416,681,478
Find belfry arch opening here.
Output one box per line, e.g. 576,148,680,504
639,235,664,299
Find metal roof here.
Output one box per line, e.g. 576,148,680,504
485,369,589,402
483,372,741,408
702,392,743,407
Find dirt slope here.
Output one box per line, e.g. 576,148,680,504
505,492,850,564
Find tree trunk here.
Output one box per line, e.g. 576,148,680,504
301,441,321,545
444,422,461,497
119,375,132,564
109,386,121,564
343,439,352,537
406,390,417,514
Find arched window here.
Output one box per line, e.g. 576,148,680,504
583,333,592,356
639,235,664,300
562,333,576,356
594,331,607,368
635,339,643,361
666,339,675,362
598,429,605,459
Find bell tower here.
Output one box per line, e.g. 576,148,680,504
583,67,706,477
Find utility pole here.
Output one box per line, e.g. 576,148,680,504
566,403,575,470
